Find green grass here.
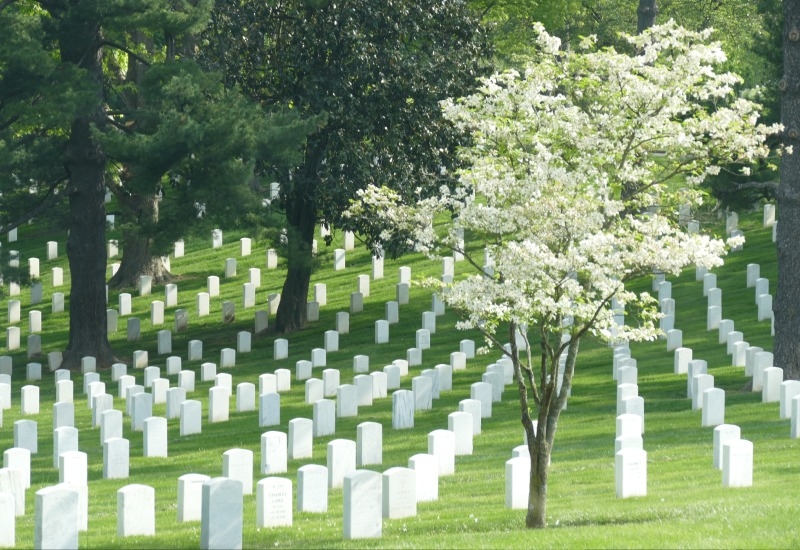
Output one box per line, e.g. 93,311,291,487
2,207,798,548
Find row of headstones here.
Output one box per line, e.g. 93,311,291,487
677,204,776,235
113,263,452,366
5,227,66,296
1,342,520,544
611,344,756,496
6,217,453,367
661,263,798,429
2,335,495,453
3,330,502,484
1,337,499,454
1,311,480,416
0,358,503,546
699,265,773,328
678,260,800,436
630,246,790,488
654,268,766,483
723,204,777,236
0,361,478,460
654,262,773,399
1,441,463,548
1,254,494,544
4,258,422,354
610,344,648,498
7,294,494,470
3,225,371,350
110,260,426,340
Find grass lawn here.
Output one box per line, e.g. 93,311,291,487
1,206,797,548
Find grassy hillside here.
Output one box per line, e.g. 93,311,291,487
1,207,797,548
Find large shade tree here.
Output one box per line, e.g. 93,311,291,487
0,0,121,366
349,22,779,528
200,0,491,333
0,0,303,367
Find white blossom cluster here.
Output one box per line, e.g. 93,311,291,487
347,21,780,350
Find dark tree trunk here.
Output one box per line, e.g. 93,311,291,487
108,230,172,289
274,191,317,334
108,195,172,289
775,1,800,380
59,13,116,369
637,0,658,33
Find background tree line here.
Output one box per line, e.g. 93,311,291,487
0,0,787,370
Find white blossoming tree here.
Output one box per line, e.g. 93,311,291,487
348,21,779,529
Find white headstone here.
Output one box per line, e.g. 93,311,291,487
117,484,155,536
201,477,243,550
356,422,382,467
408,453,438,502
261,431,288,475
470,382,493,418
343,470,382,540
208,386,229,423
713,424,741,470
274,339,288,360
180,400,202,436
34,484,79,549
392,390,414,429
103,437,130,479
459,399,482,435
615,448,647,498
762,367,784,403
327,439,357,490
722,439,753,488
505,456,530,509
177,473,211,522
313,399,336,437
223,448,254,495
256,477,293,528
382,467,416,519
289,418,313,460
143,417,168,457
702,388,726,427
428,429,455,476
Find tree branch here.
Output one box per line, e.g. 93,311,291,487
99,40,151,68
717,180,779,192
0,0,18,13
0,179,66,235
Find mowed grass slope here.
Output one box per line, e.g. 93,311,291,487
1,208,798,549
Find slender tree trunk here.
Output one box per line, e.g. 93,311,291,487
637,0,658,33
509,319,552,530
775,1,800,380
526,421,551,528
108,195,172,289
523,333,579,528
59,13,116,369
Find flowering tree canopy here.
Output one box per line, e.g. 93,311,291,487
348,21,780,529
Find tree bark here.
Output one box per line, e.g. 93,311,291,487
775,1,800,380
274,194,317,333
523,332,579,528
108,195,172,289
637,0,658,33
108,230,172,289
59,12,116,369
509,319,553,530
526,436,550,529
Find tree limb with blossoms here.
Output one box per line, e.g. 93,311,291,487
348,21,781,529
